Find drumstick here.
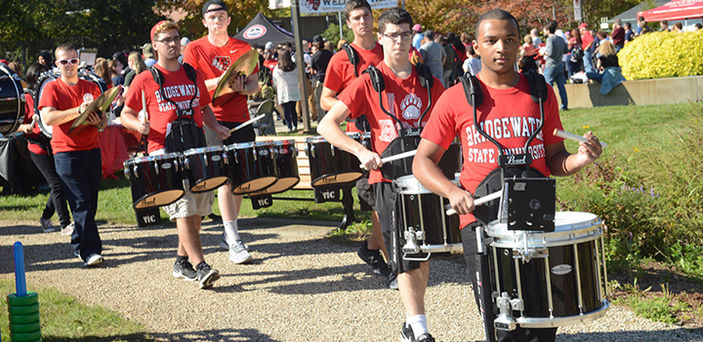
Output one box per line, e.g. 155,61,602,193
554,129,607,147
139,90,148,123
359,149,417,169
445,190,502,216
230,114,266,133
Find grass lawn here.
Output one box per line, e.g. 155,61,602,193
0,280,153,341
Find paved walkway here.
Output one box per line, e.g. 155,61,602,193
1,218,702,341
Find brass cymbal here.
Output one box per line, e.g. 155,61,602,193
69,85,122,133
213,49,260,100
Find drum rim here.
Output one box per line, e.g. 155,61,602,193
486,211,603,247
311,171,362,187
271,139,296,146
394,175,460,194
254,141,272,147
305,136,327,143
128,152,182,163
515,300,610,328
227,141,255,149
0,65,23,135
183,145,224,155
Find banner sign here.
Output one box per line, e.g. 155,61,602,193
270,0,397,14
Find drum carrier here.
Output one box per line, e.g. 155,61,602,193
457,71,609,338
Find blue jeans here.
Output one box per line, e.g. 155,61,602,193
282,101,297,131
586,71,604,83
583,50,596,74
544,64,568,110
54,149,102,260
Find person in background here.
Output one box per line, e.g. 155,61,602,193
567,28,583,78
542,20,568,111
412,23,424,51
636,17,650,36
7,62,23,77
17,63,73,235
272,49,301,132
93,57,113,89
310,35,334,122
142,43,157,67
438,34,457,87
611,19,625,52
673,22,683,32
419,30,446,87
660,20,670,31
518,35,538,74
624,22,635,42
108,59,124,86
585,40,621,83
123,51,147,89
530,27,543,46
696,23,702,30
463,44,481,75
37,51,53,68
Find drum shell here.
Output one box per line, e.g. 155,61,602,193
262,140,300,194
225,142,277,194
0,65,24,135
123,154,185,209
380,136,460,180
183,146,229,193
397,192,461,246
305,135,361,187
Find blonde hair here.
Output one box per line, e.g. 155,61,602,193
94,57,112,87
152,20,179,41
598,40,616,57
337,39,348,51
128,51,146,74
523,35,532,45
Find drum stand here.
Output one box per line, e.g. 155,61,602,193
337,185,357,231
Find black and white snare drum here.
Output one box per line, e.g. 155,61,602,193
381,136,461,180
486,211,609,329
183,146,229,193
0,64,25,135
394,175,462,261
123,153,185,209
249,140,299,195
306,134,362,187
225,141,277,194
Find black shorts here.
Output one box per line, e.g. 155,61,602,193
374,182,422,274
204,121,256,146
356,176,375,208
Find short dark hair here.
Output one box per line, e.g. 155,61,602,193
377,8,413,35
54,44,76,59
546,20,558,34
344,0,371,22
202,0,228,16
624,22,632,29
475,9,520,37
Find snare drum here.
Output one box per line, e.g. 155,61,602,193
306,134,362,187
225,141,277,194
0,64,25,135
381,136,461,180
394,175,462,260
249,140,299,195
123,153,185,209
486,212,609,328
182,146,229,193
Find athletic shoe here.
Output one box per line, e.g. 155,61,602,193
173,259,197,281
229,240,253,264
40,218,58,233
357,243,388,275
416,333,435,342
387,270,398,290
196,262,220,289
219,232,249,251
61,222,75,236
400,324,435,342
84,253,104,267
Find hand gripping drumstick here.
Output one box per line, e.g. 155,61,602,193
445,190,502,216
554,129,608,147
229,114,266,133
359,149,417,169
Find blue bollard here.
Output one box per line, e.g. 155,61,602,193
14,241,27,297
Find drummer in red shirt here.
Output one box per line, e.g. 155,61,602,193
319,8,445,342
412,9,602,342
121,20,230,289
182,0,259,265
319,0,392,289
39,44,107,267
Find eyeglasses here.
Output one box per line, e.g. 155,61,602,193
156,36,181,45
58,58,79,66
382,31,413,41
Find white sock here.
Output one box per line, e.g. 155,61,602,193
223,220,240,244
406,314,428,339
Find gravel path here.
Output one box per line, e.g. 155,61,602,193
1,218,701,342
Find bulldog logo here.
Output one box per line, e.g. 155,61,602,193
306,0,320,10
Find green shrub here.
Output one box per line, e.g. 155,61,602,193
619,30,703,80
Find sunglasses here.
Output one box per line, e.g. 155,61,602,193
58,58,80,66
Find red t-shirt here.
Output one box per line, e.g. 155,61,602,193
183,36,258,123
38,78,102,153
339,61,445,184
23,93,47,155
420,74,565,228
324,42,384,133
124,64,211,153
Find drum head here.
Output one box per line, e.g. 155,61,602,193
232,176,277,195
255,177,300,195
35,71,61,138
311,172,361,187
134,190,185,209
0,65,24,135
487,211,602,248
190,176,229,193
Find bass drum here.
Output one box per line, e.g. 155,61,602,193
0,64,25,135
34,69,106,138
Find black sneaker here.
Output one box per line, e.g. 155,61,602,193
401,323,415,342
416,333,435,342
173,259,197,281
357,243,388,275
196,262,220,289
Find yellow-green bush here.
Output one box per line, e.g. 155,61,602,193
619,30,703,80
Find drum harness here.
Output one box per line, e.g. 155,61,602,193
148,63,205,154
458,71,556,334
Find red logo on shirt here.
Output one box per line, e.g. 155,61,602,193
212,56,231,72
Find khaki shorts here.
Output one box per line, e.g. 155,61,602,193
163,190,214,221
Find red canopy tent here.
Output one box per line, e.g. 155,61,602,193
638,0,703,21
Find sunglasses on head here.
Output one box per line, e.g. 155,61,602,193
58,58,79,66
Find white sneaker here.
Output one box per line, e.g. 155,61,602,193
40,218,58,233
61,222,75,236
84,253,104,267
229,240,253,264
220,232,249,251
